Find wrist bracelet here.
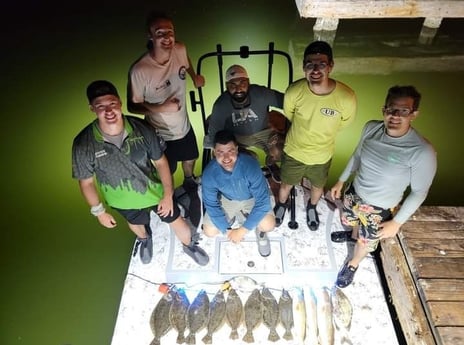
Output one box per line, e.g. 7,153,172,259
90,203,105,216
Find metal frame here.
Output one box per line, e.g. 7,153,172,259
189,42,293,170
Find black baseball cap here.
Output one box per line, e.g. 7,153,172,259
86,80,120,103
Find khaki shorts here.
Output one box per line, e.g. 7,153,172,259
280,153,331,188
203,195,274,233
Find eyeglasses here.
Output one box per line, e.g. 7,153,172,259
226,78,249,89
382,107,415,117
303,62,329,70
154,29,174,39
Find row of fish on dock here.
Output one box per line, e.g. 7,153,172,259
149,278,353,345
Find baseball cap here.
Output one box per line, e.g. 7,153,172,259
225,65,249,82
86,80,120,103
304,41,333,61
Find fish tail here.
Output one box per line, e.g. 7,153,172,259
242,330,254,343
341,335,353,345
176,333,185,344
283,329,293,341
185,333,196,345
149,338,161,345
268,329,280,342
229,329,239,340
201,333,212,344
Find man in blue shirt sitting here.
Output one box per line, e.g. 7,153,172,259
201,130,275,257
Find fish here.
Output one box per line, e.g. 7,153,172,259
331,286,353,344
169,288,190,344
317,287,335,345
278,288,293,341
304,287,318,345
228,275,261,292
185,289,210,345
225,288,243,340
292,287,306,344
261,287,280,342
149,290,175,345
202,289,227,344
242,288,263,343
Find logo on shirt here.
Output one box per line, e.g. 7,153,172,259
179,66,187,80
155,79,171,91
95,150,107,158
320,108,339,117
231,108,259,126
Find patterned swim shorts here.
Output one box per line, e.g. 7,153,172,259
341,184,395,252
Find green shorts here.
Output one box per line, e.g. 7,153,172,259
280,153,331,188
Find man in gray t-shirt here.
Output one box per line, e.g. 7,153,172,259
204,65,285,171
330,85,437,288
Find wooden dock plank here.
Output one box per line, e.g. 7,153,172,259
402,238,464,257
436,327,464,345
380,237,435,345
413,257,464,279
429,301,464,326
419,279,464,301
409,206,464,222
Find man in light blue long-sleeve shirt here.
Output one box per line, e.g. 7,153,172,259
330,85,437,288
202,130,275,257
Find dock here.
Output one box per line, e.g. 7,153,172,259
381,206,464,345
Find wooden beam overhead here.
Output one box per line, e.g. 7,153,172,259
295,0,464,19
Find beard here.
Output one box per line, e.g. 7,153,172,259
231,91,248,104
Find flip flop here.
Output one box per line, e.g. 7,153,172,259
331,231,356,243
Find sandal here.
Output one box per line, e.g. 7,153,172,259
306,204,319,231
331,230,356,243
273,202,287,227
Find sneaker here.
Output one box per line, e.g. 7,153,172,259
335,262,358,288
306,204,319,231
133,235,153,264
183,244,209,266
182,176,198,194
331,231,356,243
274,202,287,227
256,229,271,257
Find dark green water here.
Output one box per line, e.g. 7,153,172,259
1,1,463,344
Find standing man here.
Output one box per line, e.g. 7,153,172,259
204,64,285,174
202,130,275,257
274,40,357,230
72,80,209,266
331,85,437,288
127,10,204,226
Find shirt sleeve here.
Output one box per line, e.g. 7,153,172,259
393,143,437,224
201,164,231,232
242,160,272,230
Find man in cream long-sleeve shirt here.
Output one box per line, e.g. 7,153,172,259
330,85,437,288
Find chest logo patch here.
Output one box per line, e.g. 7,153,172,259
320,107,339,117
179,66,187,80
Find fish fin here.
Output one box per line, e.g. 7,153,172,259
176,333,185,344
283,330,293,341
229,329,239,340
201,333,212,344
242,330,254,343
268,329,280,342
185,333,196,345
